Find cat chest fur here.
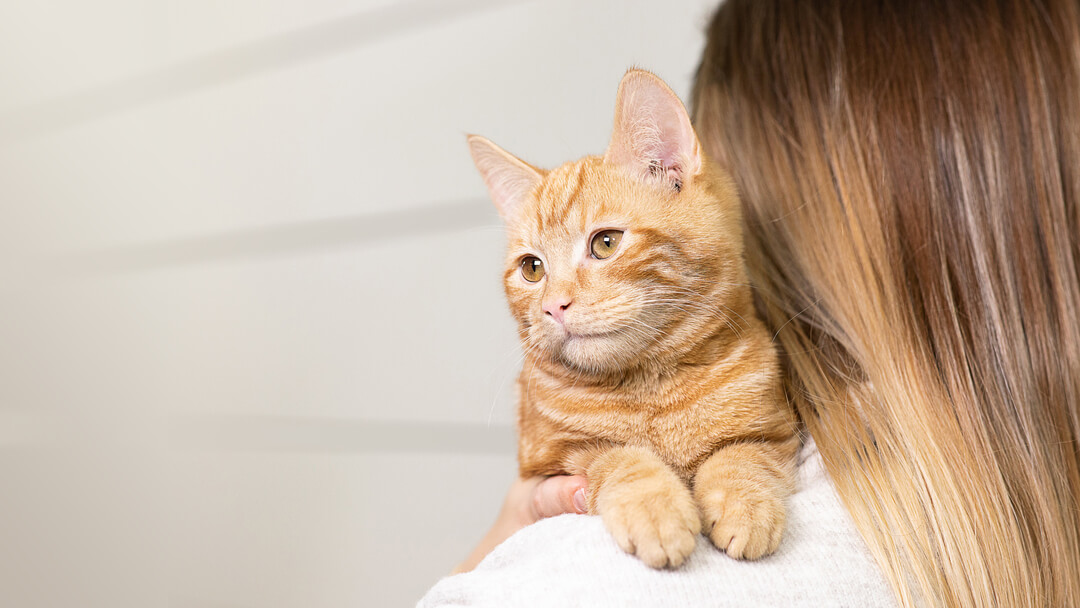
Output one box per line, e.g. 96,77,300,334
515,353,781,481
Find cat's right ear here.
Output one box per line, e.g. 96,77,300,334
467,134,544,222
604,69,702,190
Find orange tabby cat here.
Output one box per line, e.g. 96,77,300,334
467,69,799,568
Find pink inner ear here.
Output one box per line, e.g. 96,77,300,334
633,88,690,167
606,72,701,188
468,135,543,222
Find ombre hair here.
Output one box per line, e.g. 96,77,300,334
693,1,1080,605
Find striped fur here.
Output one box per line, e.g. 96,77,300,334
472,70,798,567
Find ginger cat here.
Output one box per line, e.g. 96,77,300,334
467,69,799,568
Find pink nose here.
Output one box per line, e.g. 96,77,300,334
543,298,572,324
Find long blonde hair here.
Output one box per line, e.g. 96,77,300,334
693,1,1080,605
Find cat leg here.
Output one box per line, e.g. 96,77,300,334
693,440,796,560
586,445,701,568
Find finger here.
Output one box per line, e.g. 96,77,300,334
531,475,589,520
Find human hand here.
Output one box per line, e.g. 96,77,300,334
453,474,588,574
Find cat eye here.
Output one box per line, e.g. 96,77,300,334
590,230,624,259
520,256,545,282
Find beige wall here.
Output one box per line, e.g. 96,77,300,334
0,1,719,605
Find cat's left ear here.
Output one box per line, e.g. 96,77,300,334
467,134,544,222
604,69,702,190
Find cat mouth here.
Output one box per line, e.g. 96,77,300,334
562,329,618,341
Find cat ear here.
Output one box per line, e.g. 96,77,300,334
604,69,702,190
467,134,544,221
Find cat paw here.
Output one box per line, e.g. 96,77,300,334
597,474,701,568
698,486,785,560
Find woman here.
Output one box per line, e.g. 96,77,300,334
426,1,1080,606
695,0,1080,605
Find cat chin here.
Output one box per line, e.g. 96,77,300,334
554,333,639,372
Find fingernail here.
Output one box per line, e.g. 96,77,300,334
573,488,587,513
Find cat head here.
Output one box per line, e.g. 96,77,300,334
468,69,745,374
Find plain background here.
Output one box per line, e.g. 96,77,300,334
0,0,720,605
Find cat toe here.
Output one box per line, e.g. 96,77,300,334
602,486,701,568
701,490,785,560
627,508,699,568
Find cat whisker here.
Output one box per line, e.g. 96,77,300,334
644,291,751,329
771,297,822,342
519,334,549,412
633,297,748,340
487,344,525,426
488,337,543,426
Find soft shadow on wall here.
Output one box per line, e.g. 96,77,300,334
0,0,718,605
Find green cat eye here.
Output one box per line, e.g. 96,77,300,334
521,256,545,282
590,230,624,259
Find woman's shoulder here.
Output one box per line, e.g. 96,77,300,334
418,440,898,607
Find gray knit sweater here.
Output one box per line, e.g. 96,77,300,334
419,439,899,607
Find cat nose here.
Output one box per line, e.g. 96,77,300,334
543,298,572,324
